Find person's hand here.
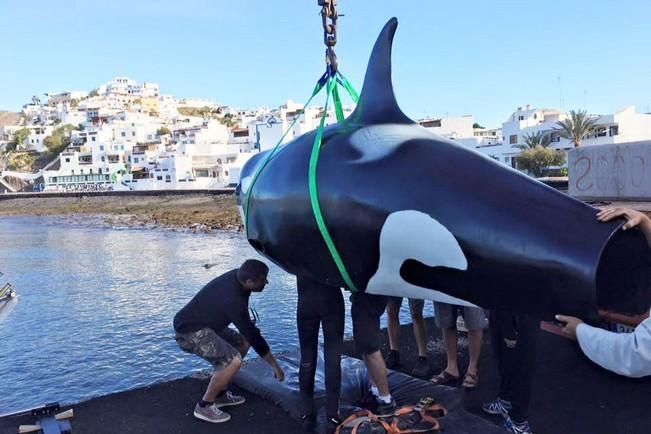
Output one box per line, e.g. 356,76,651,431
596,207,649,230
555,314,584,341
598,309,613,322
273,365,285,382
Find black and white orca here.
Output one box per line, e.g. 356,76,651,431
237,18,650,319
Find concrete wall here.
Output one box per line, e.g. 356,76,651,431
568,141,651,200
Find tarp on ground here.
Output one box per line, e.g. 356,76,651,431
234,351,504,434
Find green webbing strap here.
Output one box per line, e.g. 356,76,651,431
332,84,344,122
244,74,328,237
336,72,360,103
244,71,360,291
308,77,359,292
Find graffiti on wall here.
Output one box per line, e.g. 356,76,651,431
569,142,650,199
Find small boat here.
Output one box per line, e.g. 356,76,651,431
0,281,15,301
0,278,17,322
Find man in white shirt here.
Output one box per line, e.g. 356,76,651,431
556,207,651,378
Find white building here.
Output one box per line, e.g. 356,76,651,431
177,98,218,109
26,125,54,152
172,120,230,152
584,106,651,146
158,95,179,120
105,77,138,96
480,105,651,168
112,115,160,144
140,82,159,98
46,91,88,107
249,101,353,151
418,115,475,139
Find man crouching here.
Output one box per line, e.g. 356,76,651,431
173,259,285,423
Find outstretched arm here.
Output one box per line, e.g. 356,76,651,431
597,207,651,247
262,352,285,382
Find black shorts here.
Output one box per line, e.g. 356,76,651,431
350,292,388,355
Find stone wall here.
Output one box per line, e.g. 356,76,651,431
568,141,651,200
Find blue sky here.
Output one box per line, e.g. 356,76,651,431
1,0,650,127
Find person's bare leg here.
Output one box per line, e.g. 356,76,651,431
443,328,459,376
387,302,401,351
363,351,390,396
411,307,428,358
202,355,242,402
467,329,483,376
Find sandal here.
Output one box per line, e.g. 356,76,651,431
462,372,479,389
429,370,459,386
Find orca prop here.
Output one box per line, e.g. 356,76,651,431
237,18,650,319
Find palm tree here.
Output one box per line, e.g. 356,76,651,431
554,109,598,148
513,131,551,150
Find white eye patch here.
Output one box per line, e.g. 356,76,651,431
366,210,475,306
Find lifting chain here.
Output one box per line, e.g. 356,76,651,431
318,0,338,74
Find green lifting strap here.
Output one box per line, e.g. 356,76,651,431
308,77,358,291
244,71,361,291
336,72,360,104
243,74,328,237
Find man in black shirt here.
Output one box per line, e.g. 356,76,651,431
174,259,285,424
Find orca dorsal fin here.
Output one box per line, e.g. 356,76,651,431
348,18,412,125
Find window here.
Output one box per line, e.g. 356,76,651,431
165,175,171,183
518,115,524,121
121,132,126,137
101,156,105,162
90,169,93,174
99,168,102,174
595,127,607,137
80,169,84,174
550,133,560,143
157,176,163,181
132,132,135,137
509,135,518,144
120,145,124,150
65,158,70,163
533,114,537,120
128,156,131,162
71,170,74,174
100,145,104,151
91,137,96,141
609,126,619,137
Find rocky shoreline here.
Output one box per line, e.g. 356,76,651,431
0,194,649,235
0,194,242,233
